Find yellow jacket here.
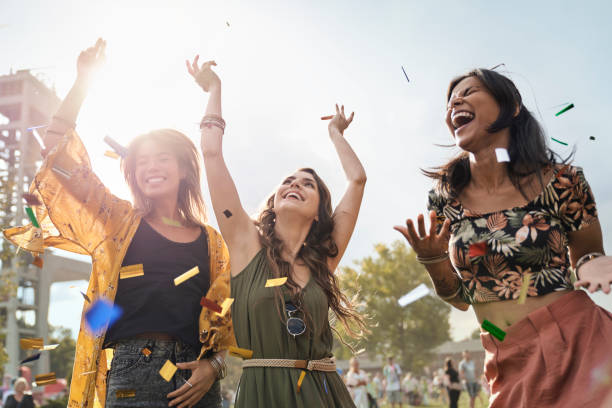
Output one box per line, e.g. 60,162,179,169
3,129,235,408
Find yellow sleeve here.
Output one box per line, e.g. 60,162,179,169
198,226,236,358
3,129,133,256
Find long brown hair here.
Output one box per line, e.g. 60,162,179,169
121,129,207,227
255,168,367,340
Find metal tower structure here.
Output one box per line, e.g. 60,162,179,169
0,70,90,377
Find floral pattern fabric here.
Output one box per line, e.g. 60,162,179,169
427,165,598,304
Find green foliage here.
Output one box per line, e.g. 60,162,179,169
336,240,452,373
48,325,76,380
40,395,69,408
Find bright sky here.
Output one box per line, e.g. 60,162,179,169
2,0,611,342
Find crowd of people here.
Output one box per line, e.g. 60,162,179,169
341,354,491,408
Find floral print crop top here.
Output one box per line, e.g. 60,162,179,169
427,165,598,304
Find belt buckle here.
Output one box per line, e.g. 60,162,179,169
306,360,314,371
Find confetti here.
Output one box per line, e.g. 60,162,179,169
20,338,43,350
589,136,596,141
80,291,91,303
482,319,506,341
35,372,56,386
265,277,288,287
517,273,532,305
551,137,568,146
555,103,574,117
142,348,152,356
468,242,488,258
104,135,128,158
490,63,506,71
495,148,510,163
174,266,200,286
32,256,43,268
116,390,136,398
401,66,410,83
27,125,47,131
223,209,233,218
159,360,177,382
398,283,430,307
40,344,59,351
355,348,366,356
85,299,123,333
320,115,333,120
104,150,120,160
81,371,96,376
226,21,230,27
25,207,40,228
297,370,306,393
20,353,41,364
105,349,113,370
162,217,182,227
30,128,45,149
200,297,223,314
22,193,42,206
228,346,253,359
324,377,328,394
216,298,234,317
119,264,144,279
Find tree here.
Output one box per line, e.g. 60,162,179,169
48,325,76,381
337,240,452,373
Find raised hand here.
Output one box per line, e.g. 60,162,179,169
394,211,451,258
328,104,355,136
76,38,106,82
167,359,217,408
186,55,220,93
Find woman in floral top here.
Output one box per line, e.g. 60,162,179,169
395,68,612,407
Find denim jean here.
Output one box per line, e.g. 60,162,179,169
105,338,221,408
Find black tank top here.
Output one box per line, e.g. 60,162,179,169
105,220,210,347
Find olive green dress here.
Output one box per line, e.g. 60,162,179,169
231,249,356,408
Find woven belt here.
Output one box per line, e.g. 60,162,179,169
242,357,336,372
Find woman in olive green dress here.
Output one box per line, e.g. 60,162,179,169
186,56,368,407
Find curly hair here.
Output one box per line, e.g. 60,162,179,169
255,167,367,341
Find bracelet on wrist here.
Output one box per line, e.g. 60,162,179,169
575,252,604,279
438,283,462,301
416,252,449,264
200,115,226,133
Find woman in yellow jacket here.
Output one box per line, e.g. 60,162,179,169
4,39,234,408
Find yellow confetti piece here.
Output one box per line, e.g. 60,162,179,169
116,390,136,398
142,348,152,356
228,346,253,360
105,349,114,370
215,298,234,317
355,348,366,356
517,273,532,305
119,264,144,279
162,217,182,227
174,266,199,286
20,338,43,350
40,344,59,351
159,360,177,382
104,150,120,160
32,256,44,268
297,370,306,393
265,277,288,287
35,372,56,385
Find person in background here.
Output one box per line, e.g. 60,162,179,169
367,372,382,406
401,372,419,405
383,356,402,408
4,378,34,408
444,358,462,408
458,350,480,408
346,357,369,408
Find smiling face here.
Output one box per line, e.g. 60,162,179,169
273,170,320,221
445,76,503,152
133,140,184,202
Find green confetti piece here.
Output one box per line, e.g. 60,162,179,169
482,319,506,341
25,207,40,228
555,103,574,116
551,137,568,146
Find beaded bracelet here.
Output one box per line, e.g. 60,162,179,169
575,252,604,279
200,115,226,132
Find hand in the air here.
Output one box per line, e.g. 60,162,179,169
328,104,355,136
77,38,106,82
186,55,220,92
394,211,451,258
167,359,216,408
574,255,612,294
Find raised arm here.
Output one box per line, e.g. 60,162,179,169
43,38,106,156
326,105,366,272
187,57,260,275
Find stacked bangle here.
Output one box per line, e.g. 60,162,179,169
208,354,227,380
416,252,449,264
438,284,462,301
575,252,604,279
200,115,226,133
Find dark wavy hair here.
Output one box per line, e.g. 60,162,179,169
255,167,367,340
424,68,572,199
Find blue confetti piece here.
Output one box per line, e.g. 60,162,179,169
20,353,41,364
27,125,47,131
85,298,122,333
324,377,328,394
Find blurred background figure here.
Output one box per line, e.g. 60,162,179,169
346,357,369,408
402,372,421,406
383,356,402,408
459,350,480,408
4,377,34,408
444,358,462,408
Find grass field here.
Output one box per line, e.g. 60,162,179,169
376,391,490,408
